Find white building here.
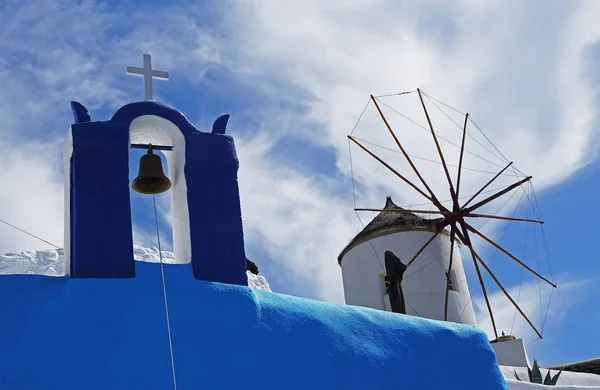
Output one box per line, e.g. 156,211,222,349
338,197,554,372
338,197,476,326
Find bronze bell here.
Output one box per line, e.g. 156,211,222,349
132,144,172,194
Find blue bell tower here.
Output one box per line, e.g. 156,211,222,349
64,98,247,286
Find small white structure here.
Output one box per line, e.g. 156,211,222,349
338,197,476,325
490,334,530,368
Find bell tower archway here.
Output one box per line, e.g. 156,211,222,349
64,100,247,286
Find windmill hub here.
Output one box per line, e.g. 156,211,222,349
441,211,463,221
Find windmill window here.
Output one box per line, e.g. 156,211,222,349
445,269,458,292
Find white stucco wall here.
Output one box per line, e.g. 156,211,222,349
341,229,476,325
492,338,530,367
506,380,600,389
63,127,73,276
129,115,190,265
502,365,600,388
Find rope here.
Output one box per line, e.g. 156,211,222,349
526,338,541,348
374,90,416,98
468,116,527,176
353,210,385,272
404,299,422,317
351,136,514,176
404,248,452,280
530,183,544,328
354,210,423,317
505,171,556,338
510,199,529,334
422,92,508,166
350,98,371,136
508,172,556,335
382,90,531,180
397,184,515,209
363,89,531,178
531,183,556,335
348,135,385,272
531,185,557,284
0,218,60,248
152,190,177,390
541,287,554,333
511,166,541,220
456,188,526,321
476,184,523,231
348,144,423,315
419,89,520,173
374,97,506,169
419,94,522,176
419,91,466,116
348,139,358,208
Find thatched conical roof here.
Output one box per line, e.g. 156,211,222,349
338,197,443,264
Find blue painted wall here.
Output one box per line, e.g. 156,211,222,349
68,101,246,285
70,120,135,278
0,262,506,390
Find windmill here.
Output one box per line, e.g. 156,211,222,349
346,89,557,341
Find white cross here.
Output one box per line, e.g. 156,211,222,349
126,53,169,100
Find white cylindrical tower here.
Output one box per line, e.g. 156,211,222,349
338,197,476,326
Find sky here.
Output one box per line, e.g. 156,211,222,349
0,0,599,367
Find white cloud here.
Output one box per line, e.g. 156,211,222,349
0,0,599,309
0,138,64,252
205,0,600,302
0,0,218,254
132,224,157,250
236,131,359,302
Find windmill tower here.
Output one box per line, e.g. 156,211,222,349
338,196,476,325
341,89,557,368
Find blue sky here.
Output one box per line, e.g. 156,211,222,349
0,0,599,367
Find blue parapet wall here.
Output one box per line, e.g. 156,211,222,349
66,101,246,285
0,262,507,390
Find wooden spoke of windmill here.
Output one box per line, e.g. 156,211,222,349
350,88,556,339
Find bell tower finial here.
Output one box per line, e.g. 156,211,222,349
126,53,170,100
